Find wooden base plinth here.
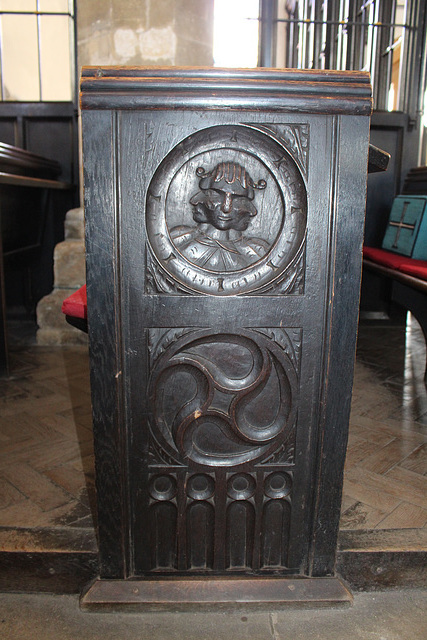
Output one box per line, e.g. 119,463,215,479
81,576,353,611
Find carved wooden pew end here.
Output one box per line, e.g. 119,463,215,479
80,67,372,609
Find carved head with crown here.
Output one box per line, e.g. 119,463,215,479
189,162,267,232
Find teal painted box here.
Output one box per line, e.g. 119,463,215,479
382,195,427,259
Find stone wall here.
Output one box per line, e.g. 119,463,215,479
77,0,214,68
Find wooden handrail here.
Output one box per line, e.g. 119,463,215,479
0,171,71,190
363,257,427,294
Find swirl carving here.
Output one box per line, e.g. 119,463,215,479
148,330,298,468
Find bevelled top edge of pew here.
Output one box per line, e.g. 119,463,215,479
0,142,61,179
80,66,373,116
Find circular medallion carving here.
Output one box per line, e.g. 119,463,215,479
148,329,298,469
187,474,215,500
227,473,256,500
264,472,292,499
146,125,307,295
149,474,177,501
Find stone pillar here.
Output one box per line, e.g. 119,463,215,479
36,208,87,345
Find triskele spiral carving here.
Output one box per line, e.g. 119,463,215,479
149,330,298,467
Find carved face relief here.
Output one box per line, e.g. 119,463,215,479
190,162,266,231
190,188,256,231
170,162,269,272
146,125,307,295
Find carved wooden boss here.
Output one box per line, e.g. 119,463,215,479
80,68,372,608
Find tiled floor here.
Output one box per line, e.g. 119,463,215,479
0,337,95,534
0,314,426,543
341,313,427,530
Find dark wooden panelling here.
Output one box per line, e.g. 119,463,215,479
83,110,128,580
81,67,373,115
81,68,371,604
0,103,78,186
24,118,76,184
0,120,19,147
0,103,79,310
310,116,370,577
365,112,421,248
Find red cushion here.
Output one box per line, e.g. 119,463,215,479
61,285,87,319
363,247,427,281
363,246,410,269
398,260,427,280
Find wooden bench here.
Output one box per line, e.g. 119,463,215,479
0,142,72,376
362,246,427,380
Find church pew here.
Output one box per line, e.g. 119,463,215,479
0,142,71,376
363,246,427,380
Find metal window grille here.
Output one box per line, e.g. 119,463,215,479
259,0,427,119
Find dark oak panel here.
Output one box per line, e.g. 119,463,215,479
81,67,372,115
81,67,371,606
